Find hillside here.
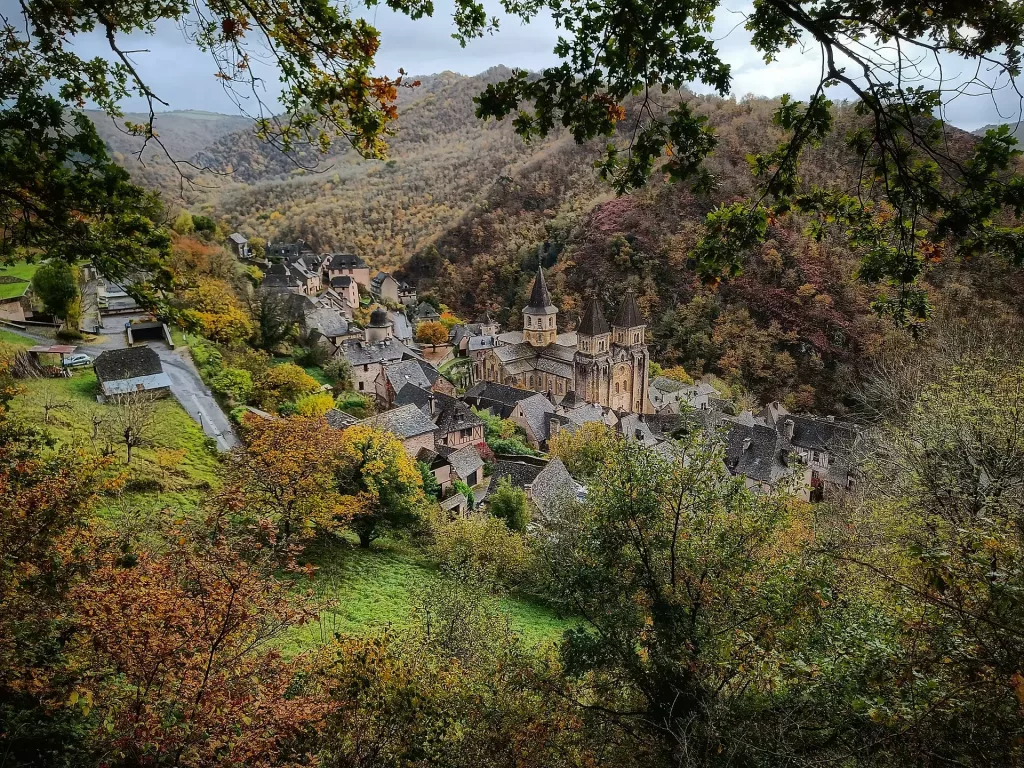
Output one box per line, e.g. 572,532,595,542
91,73,1022,413
86,109,253,165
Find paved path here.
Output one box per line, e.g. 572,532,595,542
2,324,238,451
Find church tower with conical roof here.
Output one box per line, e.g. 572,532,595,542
609,289,650,412
523,267,558,347
574,294,612,404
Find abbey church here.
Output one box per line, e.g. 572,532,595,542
480,267,653,414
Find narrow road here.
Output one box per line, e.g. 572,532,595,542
2,323,238,451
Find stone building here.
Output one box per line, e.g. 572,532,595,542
479,267,652,414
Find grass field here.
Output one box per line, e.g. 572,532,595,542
0,261,38,300
284,537,576,652
0,330,34,347
7,369,222,514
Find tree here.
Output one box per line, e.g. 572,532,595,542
228,415,350,542
430,513,534,593
70,517,326,768
209,367,255,404
104,390,158,464
248,289,296,351
0,412,115,767
548,422,619,480
178,276,255,344
659,366,693,385
258,364,320,411
324,356,354,390
335,424,427,547
487,477,529,533
31,262,78,321
418,460,441,499
416,320,449,350
538,434,836,764
172,210,195,235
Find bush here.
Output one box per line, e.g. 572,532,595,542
294,344,329,368
488,477,530,532
335,390,374,418
257,363,319,410
210,367,254,404
295,391,334,417
124,477,163,493
55,326,83,341
323,356,353,389
430,513,534,592
190,338,223,372
277,401,298,417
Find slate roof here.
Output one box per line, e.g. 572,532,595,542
467,335,497,352
613,289,644,328
618,413,659,447
443,444,484,483
304,306,349,339
497,330,525,345
358,404,437,440
388,310,414,341
370,271,395,292
325,409,358,429
330,275,353,289
651,376,687,393
414,301,440,320
416,446,449,470
337,339,417,367
784,415,858,453
530,458,583,517
395,384,484,436
228,232,247,244
534,357,574,379
725,423,788,483
385,359,439,391
326,253,368,270
487,459,544,496
463,380,536,418
577,296,610,336
526,266,555,312
94,346,163,382
515,393,557,442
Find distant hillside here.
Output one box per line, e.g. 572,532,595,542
87,109,253,164
971,122,1024,141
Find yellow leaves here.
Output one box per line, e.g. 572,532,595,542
1012,672,1024,706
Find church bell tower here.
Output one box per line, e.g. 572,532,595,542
523,267,558,347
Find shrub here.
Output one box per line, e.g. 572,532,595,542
210,367,254,404
294,391,334,417
430,513,534,592
294,344,329,368
488,477,530,532
258,363,319,410
335,390,374,418
323,356,353,389
55,326,83,341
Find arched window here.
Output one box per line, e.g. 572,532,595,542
526,316,532,327
549,316,554,328
529,375,534,387
615,383,619,393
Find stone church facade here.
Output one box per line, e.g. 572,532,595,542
480,267,653,414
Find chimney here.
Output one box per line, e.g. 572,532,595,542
635,427,644,441
428,394,436,416
742,437,752,452
784,419,795,440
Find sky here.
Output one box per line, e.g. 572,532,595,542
11,0,1023,131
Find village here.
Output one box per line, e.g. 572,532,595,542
228,233,860,513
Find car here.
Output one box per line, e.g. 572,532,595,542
65,353,92,367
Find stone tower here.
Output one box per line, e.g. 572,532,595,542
523,266,558,347
574,294,612,405
365,307,393,343
610,289,650,413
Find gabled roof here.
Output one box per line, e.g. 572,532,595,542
443,444,484,482
725,423,788,483
525,266,555,313
326,253,368,270
304,306,349,339
396,384,484,435
338,339,417,366
330,275,353,288
228,232,247,244
487,459,544,496
514,393,557,442
463,380,536,417
530,458,583,517
94,346,163,382
577,296,610,336
783,414,858,453
651,376,687,393
613,289,644,328
414,301,440,319
325,409,358,429
370,271,396,291
385,359,439,391
358,403,437,440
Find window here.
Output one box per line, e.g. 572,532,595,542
358,382,364,391
526,316,532,327
363,364,369,372
529,375,534,387
549,316,554,328
557,380,563,393
460,427,473,439
615,383,619,393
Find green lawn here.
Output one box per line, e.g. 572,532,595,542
284,537,575,653
7,369,221,514
0,260,39,300
0,330,34,347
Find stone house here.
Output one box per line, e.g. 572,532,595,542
370,271,400,303
227,232,249,259
356,404,437,458
323,253,370,289
394,384,485,449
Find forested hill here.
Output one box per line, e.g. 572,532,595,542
89,74,1023,413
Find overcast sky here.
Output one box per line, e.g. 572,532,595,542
15,0,1023,131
